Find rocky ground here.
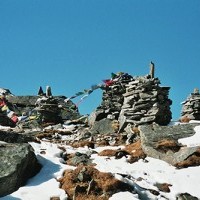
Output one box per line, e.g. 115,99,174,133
1,118,200,200
1,85,200,199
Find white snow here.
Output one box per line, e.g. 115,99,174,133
1,122,200,200
179,125,200,147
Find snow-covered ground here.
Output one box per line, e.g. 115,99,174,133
1,121,200,200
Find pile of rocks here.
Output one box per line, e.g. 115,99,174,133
180,88,200,121
93,72,133,121
119,76,172,129
90,65,172,131
35,96,63,124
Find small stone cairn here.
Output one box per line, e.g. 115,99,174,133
35,86,62,125
92,63,172,131
180,88,200,122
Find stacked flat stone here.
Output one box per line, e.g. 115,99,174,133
35,96,62,124
95,73,133,121
119,75,172,129
181,88,200,121
91,69,172,131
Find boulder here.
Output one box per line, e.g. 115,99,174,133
0,143,41,197
89,118,118,135
139,124,200,165
69,152,93,166
0,130,36,143
0,114,16,127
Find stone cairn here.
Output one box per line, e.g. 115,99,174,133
94,72,133,121
35,86,63,125
180,88,200,122
92,63,172,131
119,75,172,130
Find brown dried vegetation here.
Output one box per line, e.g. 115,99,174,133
71,141,95,149
131,127,140,134
180,116,190,123
50,197,60,200
155,183,172,193
124,140,146,163
155,139,182,153
98,149,119,157
35,132,54,139
59,165,133,200
96,139,110,147
175,148,200,168
97,140,146,163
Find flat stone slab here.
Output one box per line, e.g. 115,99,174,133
139,123,200,165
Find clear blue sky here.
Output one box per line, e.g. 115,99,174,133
0,0,200,120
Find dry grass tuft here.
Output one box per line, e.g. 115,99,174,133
50,197,60,200
131,127,140,134
124,140,146,163
96,139,110,147
155,139,182,153
74,194,107,200
175,149,200,168
57,145,66,152
71,141,95,149
155,183,172,193
98,140,146,163
180,116,190,123
35,132,54,139
98,149,119,157
59,165,133,200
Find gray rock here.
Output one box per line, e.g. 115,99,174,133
140,116,156,123
181,89,200,121
139,124,199,165
88,109,106,126
0,114,16,127
139,91,157,99
0,130,36,143
7,95,81,121
0,143,41,197
176,193,199,200
71,152,92,166
89,118,118,135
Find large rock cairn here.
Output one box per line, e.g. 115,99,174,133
93,72,133,121
91,63,172,131
180,88,200,121
119,75,172,130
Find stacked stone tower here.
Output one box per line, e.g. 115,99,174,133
180,88,200,121
118,76,172,130
91,63,172,131
94,72,133,121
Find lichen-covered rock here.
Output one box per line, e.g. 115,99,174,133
0,130,35,143
89,118,119,135
139,124,200,165
0,143,41,197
